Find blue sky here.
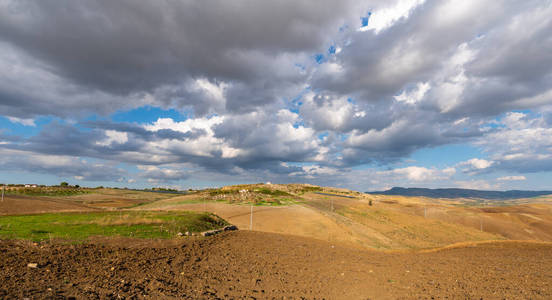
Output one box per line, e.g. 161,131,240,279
1,0,552,191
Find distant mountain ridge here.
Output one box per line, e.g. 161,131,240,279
367,187,552,200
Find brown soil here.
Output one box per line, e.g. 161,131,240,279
67,189,176,209
143,201,382,249
0,189,177,215
147,193,506,250
1,231,551,299
0,195,96,215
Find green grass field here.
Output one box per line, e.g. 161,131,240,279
0,211,228,241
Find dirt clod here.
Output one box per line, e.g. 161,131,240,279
27,263,38,269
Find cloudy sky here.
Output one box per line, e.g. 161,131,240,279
0,0,551,191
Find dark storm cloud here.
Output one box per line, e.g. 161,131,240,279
0,0,358,117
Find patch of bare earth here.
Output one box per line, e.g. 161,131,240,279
0,195,96,215
1,231,551,299
0,189,180,215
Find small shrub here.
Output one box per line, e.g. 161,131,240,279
254,188,291,197
208,189,239,196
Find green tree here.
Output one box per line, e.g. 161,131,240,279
60,182,69,187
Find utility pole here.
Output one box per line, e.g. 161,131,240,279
1,185,4,202
480,218,483,231
250,203,253,230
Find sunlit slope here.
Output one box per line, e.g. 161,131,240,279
301,192,502,249
137,183,552,249
364,194,552,242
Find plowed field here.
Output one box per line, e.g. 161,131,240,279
1,231,551,299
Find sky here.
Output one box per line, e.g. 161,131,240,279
0,0,552,191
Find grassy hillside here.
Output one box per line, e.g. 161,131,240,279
0,211,227,241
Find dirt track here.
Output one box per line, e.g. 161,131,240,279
1,231,551,299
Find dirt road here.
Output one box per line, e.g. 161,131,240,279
1,231,551,299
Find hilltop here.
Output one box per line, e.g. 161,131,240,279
137,182,552,249
3,182,552,249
